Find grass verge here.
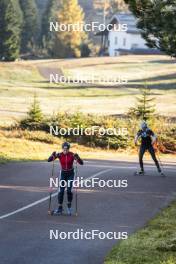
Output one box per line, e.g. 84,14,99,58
105,201,176,264
0,128,174,164
0,128,137,163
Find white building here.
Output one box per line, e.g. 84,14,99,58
97,12,159,56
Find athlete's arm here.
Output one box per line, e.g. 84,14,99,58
134,131,141,146
74,153,84,165
150,131,157,145
48,152,60,162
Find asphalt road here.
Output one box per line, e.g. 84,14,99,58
0,159,176,264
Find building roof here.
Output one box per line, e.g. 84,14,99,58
110,12,139,34
96,12,141,36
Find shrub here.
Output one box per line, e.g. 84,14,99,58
19,95,45,130
17,108,176,153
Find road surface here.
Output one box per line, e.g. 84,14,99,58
0,159,176,264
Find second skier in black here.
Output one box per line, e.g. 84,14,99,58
135,121,164,175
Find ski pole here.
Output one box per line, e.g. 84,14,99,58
134,144,141,175
156,150,166,176
48,159,55,215
75,160,78,216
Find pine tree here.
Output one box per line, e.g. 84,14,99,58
19,0,39,53
13,0,23,26
19,95,44,129
27,95,43,123
53,0,86,58
41,0,57,53
0,0,22,61
124,0,176,57
128,85,156,121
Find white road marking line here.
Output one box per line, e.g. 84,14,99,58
84,169,112,181
86,164,176,171
30,161,176,168
0,185,48,192
0,169,112,220
0,195,54,220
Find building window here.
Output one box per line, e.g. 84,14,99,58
114,37,118,45
131,44,138,49
123,38,126,47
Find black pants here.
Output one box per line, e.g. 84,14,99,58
58,169,74,207
139,145,161,172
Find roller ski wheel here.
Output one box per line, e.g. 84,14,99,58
159,171,166,177
134,171,145,176
51,207,63,216
67,207,72,216
48,210,52,215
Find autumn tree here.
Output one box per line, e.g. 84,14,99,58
53,0,86,58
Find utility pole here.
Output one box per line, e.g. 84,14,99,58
103,0,109,25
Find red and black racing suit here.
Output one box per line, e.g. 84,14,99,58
48,152,83,207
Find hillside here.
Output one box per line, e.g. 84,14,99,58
0,55,176,124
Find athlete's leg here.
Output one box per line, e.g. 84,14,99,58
139,145,146,172
148,145,161,172
58,171,66,206
67,170,74,208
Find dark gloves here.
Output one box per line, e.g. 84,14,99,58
52,151,57,158
48,151,58,162
74,153,79,159
74,153,84,165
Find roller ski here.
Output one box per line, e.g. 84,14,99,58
50,206,73,216
67,207,72,216
158,170,166,177
51,206,63,216
134,170,145,176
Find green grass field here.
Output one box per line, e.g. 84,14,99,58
0,55,176,125
105,201,176,264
